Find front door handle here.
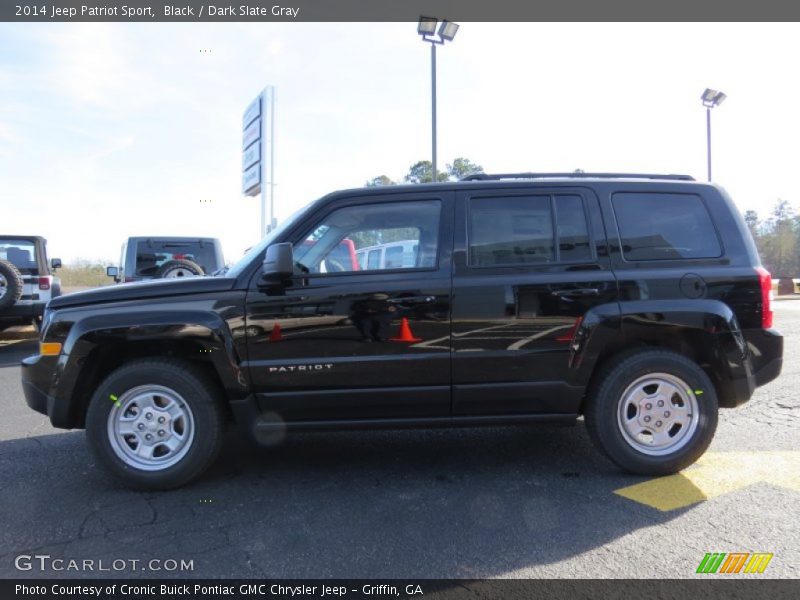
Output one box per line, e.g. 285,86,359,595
389,295,436,305
551,288,600,298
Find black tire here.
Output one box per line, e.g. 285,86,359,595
585,349,718,475
154,259,204,279
85,358,226,489
0,260,23,310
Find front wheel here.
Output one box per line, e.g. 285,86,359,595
585,349,718,475
85,358,225,489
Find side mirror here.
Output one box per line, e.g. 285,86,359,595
261,243,294,280
51,258,62,270
106,266,119,279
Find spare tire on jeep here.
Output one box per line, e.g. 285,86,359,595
155,259,204,279
0,259,23,310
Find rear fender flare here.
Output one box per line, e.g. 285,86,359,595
571,298,747,390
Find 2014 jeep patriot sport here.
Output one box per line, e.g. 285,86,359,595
22,173,783,489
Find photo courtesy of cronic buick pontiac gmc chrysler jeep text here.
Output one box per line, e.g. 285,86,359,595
21,173,783,489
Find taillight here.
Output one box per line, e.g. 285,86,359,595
555,315,584,342
756,266,773,329
38,276,51,290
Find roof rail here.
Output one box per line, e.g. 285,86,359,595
460,172,695,182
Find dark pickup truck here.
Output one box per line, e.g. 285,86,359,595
22,173,782,489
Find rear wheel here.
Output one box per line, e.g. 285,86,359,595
85,358,225,489
585,349,718,475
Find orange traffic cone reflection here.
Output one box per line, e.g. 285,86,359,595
391,318,422,343
269,323,283,342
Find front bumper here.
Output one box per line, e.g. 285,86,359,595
21,353,74,428
22,376,50,416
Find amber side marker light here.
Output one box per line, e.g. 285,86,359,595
40,342,62,356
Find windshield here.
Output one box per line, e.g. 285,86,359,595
225,203,312,278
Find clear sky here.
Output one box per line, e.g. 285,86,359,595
1,22,798,263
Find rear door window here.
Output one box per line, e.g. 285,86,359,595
469,196,554,266
612,193,722,260
556,195,592,262
467,194,594,266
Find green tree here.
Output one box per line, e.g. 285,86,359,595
446,157,484,180
403,160,449,184
759,199,798,278
368,157,484,186
744,210,759,237
365,175,396,187
350,227,419,249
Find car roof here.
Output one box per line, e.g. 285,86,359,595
323,174,715,201
126,237,220,243
0,235,46,242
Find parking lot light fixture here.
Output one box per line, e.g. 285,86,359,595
417,16,460,182
438,20,460,42
418,16,437,37
701,88,726,181
702,88,726,108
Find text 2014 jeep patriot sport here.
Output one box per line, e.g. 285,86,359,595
22,173,783,488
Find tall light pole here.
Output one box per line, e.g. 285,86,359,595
701,88,726,182
417,16,459,182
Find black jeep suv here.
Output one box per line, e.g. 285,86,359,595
22,173,782,489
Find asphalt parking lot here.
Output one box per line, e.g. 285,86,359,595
0,304,798,579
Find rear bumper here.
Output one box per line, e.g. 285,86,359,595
721,328,782,408
755,356,782,387
1,302,45,319
747,328,783,386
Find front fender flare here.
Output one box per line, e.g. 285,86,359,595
51,311,248,427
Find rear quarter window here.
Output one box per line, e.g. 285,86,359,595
612,192,722,261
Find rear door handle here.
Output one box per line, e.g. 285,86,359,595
551,288,600,298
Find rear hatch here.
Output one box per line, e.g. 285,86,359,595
130,239,222,281
0,239,43,312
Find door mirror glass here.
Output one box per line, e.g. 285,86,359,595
262,243,294,279
106,266,119,278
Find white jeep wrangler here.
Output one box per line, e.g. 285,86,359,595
0,236,61,331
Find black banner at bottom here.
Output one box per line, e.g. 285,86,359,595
4,579,800,600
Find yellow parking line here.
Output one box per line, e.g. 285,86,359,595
614,451,800,511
